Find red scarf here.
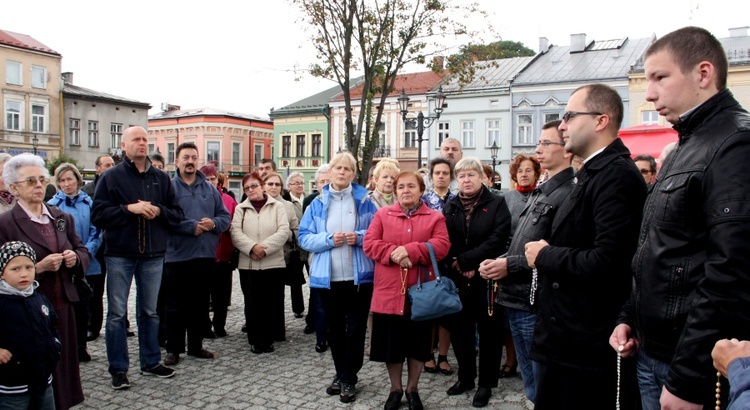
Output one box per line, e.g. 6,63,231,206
516,183,537,194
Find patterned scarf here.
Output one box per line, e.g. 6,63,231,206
458,187,482,232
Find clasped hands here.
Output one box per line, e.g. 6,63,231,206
194,218,216,236
390,246,412,268
250,244,268,261
128,200,161,220
332,232,357,247
36,249,77,273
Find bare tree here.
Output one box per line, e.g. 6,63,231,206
292,0,484,184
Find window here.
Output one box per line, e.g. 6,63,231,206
254,144,262,167
110,123,122,148
516,114,533,145
167,142,175,164
486,119,500,147
437,122,450,146
312,134,321,157
642,110,659,125
70,118,80,145
207,141,220,164
31,105,45,133
31,66,46,89
544,113,560,123
88,121,99,147
5,61,21,85
232,142,241,165
403,122,416,148
296,135,306,157
148,144,155,154
5,100,21,130
282,135,291,157
460,120,475,148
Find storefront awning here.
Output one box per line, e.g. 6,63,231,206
618,125,678,159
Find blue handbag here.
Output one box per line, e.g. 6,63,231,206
407,242,463,321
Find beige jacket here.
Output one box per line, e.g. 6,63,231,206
231,195,290,270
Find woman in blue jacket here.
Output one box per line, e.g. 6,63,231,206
298,151,377,405
50,163,101,363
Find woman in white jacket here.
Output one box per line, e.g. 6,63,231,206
231,171,290,354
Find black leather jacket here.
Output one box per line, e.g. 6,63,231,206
496,167,576,311
620,89,750,405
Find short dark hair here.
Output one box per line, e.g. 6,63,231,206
394,171,425,194
429,157,453,180
542,119,563,136
646,26,727,90
242,171,263,187
149,152,165,164
95,154,112,166
574,84,624,131
634,154,657,173
175,142,198,158
260,158,277,170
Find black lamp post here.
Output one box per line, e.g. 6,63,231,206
32,135,39,156
490,141,499,175
398,85,446,169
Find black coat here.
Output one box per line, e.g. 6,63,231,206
530,138,647,371
623,89,750,404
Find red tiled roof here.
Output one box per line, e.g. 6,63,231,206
0,29,61,56
332,70,445,101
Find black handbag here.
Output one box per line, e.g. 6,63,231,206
407,242,462,321
74,274,93,299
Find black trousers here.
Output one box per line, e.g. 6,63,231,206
163,258,213,354
73,293,90,350
208,261,233,332
239,268,285,347
317,281,372,385
444,281,503,388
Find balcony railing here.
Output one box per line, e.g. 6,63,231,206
373,147,391,158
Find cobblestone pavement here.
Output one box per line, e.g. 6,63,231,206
74,271,533,409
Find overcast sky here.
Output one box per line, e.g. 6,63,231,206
3,0,746,118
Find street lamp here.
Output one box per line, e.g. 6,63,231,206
398,85,446,169
32,135,39,156
490,141,499,175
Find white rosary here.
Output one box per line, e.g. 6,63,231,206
616,345,623,410
529,268,538,305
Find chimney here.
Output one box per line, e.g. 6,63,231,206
62,72,73,85
729,26,749,37
570,33,587,53
539,37,549,53
432,56,444,71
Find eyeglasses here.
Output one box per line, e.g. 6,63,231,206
16,177,50,186
639,169,654,175
265,182,283,187
243,183,261,191
537,140,566,147
288,182,304,186
562,111,602,123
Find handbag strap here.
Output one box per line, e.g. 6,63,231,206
425,242,441,280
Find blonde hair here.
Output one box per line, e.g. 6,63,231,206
329,151,358,175
373,160,400,180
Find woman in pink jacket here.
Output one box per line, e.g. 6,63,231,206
363,171,450,410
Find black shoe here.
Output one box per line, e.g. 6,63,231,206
498,363,518,379
315,342,328,353
204,330,216,339
326,377,341,395
294,312,304,319
384,390,403,410
86,331,99,342
215,328,227,338
241,324,247,333
263,345,274,353
250,345,264,354
446,380,475,396
437,354,454,376
164,353,179,366
406,390,424,410
111,373,130,390
78,348,91,363
140,364,175,378
472,387,492,407
303,324,315,334
340,383,356,403
187,348,215,359
423,354,437,373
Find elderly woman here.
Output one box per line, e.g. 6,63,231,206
299,151,377,404
0,153,90,410
442,157,510,408
48,163,102,363
231,171,290,354
364,171,450,410
0,153,15,214
504,154,542,236
263,171,299,341
368,160,399,209
283,172,307,320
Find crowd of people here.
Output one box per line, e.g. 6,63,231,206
2,25,750,410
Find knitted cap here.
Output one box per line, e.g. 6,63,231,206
0,241,37,274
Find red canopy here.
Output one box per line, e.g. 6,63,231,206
618,125,678,159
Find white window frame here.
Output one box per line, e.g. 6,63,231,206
5,61,21,85
5,99,22,131
88,121,99,147
516,114,533,145
254,144,263,167
460,120,475,148
31,104,47,133
206,141,221,164
311,134,321,157
642,110,659,125
486,119,501,147
110,123,123,148
31,66,46,89
70,118,80,146
544,112,560,124
167,142,176,164
281,135,291,158
437,122,450,147
403,122,416,148
296,134,306,157
232,142,241,165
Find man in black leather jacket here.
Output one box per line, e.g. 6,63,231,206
610,26,750,409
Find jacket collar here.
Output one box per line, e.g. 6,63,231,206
539,167,576,196
172,169,207,188
383,200,431,217
320,183,369,205
122,154,154,176
674,89,735,140
582,138,631,174
237,193,278,210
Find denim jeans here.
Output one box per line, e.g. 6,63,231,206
0,383,55,410
637,349,671,410
105,256,164,375
506,306,541,403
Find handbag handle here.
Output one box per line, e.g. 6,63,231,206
417,242,442,286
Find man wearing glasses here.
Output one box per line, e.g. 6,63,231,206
633,154,657,185
524,84,647,408
92,126,185,390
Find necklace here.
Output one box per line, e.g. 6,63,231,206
400,267,408,295
138,216,146,254
487,279,498,316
